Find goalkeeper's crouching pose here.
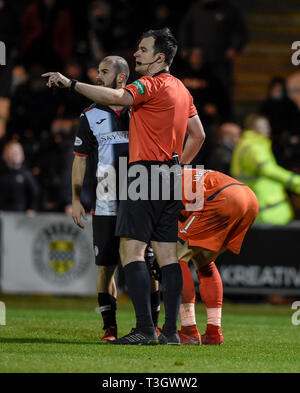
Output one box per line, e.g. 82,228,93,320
146,168,259,345
176,168,259,345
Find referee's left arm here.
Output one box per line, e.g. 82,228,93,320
181,115,206,164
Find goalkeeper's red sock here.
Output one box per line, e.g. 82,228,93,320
179,260,196,327
197,262,223,326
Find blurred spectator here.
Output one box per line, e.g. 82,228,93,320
33,119,76,212
179,46,226,168
0,0,20,53
207,122,241,174
31,116,92,214
110,0,135,52
19,0,74,69
0,0,21,142
0,140,39,214
260,76,300,169
286,71,300,112
178,0,248,120
231,114,300,225
154,2,171,25
0,0,20,99
180,46,225,126
8,64,59,142
149,2,173,30
87,0,112,63
0,97,10,142
260,77,300,135
10,65,29,94
0,66,28,142
56,59,91,120
0,64,27,144
86,63,99,84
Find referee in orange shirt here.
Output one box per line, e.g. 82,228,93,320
43,28,205,345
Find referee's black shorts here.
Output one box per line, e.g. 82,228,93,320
92,215,120,266
115,161,183,243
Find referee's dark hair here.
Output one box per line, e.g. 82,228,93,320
141,27,178,66
102,56,130,83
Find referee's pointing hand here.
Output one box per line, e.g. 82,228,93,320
42,72,71,88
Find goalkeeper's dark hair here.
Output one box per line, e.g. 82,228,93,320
140,27,178,66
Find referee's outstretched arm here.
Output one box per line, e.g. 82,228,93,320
74,82,133,107
181,115,206,165
42,72,133,107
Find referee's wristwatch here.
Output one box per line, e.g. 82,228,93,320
69,79,78,91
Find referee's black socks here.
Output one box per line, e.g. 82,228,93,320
161,263,183,334
98,293,117,329
123,261,154,329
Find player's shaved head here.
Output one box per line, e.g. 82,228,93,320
101,56,130,83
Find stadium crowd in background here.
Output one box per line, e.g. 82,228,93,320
0,0,300,219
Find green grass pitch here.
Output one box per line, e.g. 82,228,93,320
0,295,300,373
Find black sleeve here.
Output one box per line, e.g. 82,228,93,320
73,112,97,156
